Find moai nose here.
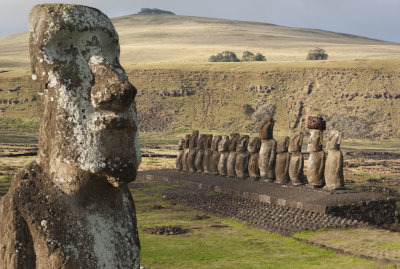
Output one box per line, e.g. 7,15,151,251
89,56,136,112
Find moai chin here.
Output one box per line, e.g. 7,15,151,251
324,130,345,190
306,116,326,188
289,132,305,185
182,134,191,172
194,134,206,173
202,134,213,173
210,135,222,175
248,137,261,180
227,133,240,177
275,136,290,184
258,117,277,182
217,135,230,176
235,135,250,179
188,130,199,173
0,4,140,268
176,138,185,171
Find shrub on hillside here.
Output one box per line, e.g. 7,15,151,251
209,51,240,62
306,47,328,60
241,51,267,62
252,104,276,122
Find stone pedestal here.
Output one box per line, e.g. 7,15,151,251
248,137,261,180
289,132,304,185
275,136,290,184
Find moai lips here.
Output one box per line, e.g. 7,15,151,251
275,136,290,184
248,137,261,180
258,117,277,182
324,130,345,190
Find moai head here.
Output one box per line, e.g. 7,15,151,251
247,137,261,153
197,134,206,150
277,136,289,153
218,135,229,152
228,133,240,151
211,135,222,151
236,135,249,151
29,4,140,188
183,134,191,149
204,134,213,149
178,138,185,150
307,130,323,152
259,116,275,140
189,130,199,148
326,130,342,150
288,132,303,153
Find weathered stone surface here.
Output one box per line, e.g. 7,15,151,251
275,136,290,184
227,133,240,177
194,134,205,173
217,135,229,176
324,130,345,190
182,134,191,172
248,137,261,180
307,115,326,130
202,134,213,174
235,135,250,179
188,130,199,173
258,117,276,181
289,132,304,185
210,135,222,175
306,130,325,188
0,4,141,268
176,138,184,171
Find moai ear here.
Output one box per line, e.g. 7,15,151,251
337,131,343,145
298,133,304,146
318,131,323,147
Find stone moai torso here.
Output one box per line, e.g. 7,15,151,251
248,137,261,180
227,133,240,177
188,130,199,173
275,136,290,184
0,5,141,268
289,132,304,185
210,135,222,175
258,117,277,182
235,135,250,179
217,135,230,176
195,134,206,173
306,116,326,188
324,130,345,190
182,134,191,172
202,134,213,173
176,138,185,171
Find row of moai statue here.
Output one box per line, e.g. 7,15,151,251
176,116,344,190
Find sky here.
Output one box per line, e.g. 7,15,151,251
1,0,399,43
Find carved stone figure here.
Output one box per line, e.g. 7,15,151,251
235,135,250,179
248,137,261,180
210,135,222,175
258,117,277,182
202,134,213,173
0,5,141,268
227,133,240,177
289,132,304,185
217,135,229,176
306,129,325,188
176,138,185,171
324,130,345,190
182,134,191,172
194,134,206,173
188,130,199,173
275,136,290,184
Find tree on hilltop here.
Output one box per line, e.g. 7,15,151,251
306,47,328,60
241,51,266,61
137,8,175,15
209,51,240,62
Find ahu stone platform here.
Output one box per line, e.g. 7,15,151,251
138,169,397,225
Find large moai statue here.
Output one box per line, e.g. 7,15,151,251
289,132,305,185
235,135,250,179
182,134,191,172
217,135,230,176
258,117,277,182
227,133,240,177
306,116,326,188
248,137,261,180
194,134,206,173
275,136,290,184
324,130,345,190
0,4,141,268
210,135,222,175
188,130,199,173
202,134,213,173
176,138,185,171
